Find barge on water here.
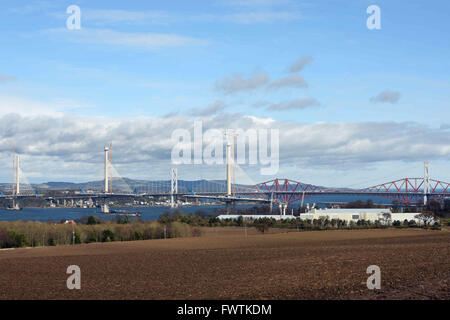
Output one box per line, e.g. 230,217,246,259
99,204,141,217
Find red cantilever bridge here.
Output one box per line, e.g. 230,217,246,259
229,177,450,205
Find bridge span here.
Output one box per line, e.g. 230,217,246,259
4,147,449,206
3,176,449,206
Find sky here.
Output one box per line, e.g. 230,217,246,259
0,0,449,188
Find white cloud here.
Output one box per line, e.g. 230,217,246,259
82,9,300,25
43,28,209,50
83,9,172,25
223,11,300,24
1,112,449,183
0,95,89,117
35,3,300,26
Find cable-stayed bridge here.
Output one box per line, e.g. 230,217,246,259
3,148,449,207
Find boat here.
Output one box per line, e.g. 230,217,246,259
109,210,141,217
100,203,110,213
99,204,141,217
6,203,22,211
110,209,142,217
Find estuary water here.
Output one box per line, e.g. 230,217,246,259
0,205,231,222
0,195,393,222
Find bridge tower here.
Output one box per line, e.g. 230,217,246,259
15,154,20,195
104,146,109,193
109,143,112,193
224,131,238,198
170,168,178,208
226,142,231,197
423,162,430,206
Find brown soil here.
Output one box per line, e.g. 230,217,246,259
0,227,448,300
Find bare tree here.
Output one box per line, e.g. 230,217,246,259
414,213,435,226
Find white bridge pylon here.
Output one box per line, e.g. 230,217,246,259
11,150,35,196
103,143,133,194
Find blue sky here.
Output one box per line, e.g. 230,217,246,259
0,0,449,187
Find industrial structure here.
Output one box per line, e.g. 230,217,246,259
218,208,435,225
298,208,432,225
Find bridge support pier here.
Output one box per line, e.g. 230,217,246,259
170,168,178,208
424,162,430,206
278,203,287,215
225,200,235,215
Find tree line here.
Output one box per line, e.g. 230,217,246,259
0,215,198,249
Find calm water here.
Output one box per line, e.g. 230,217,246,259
0,195,392,222
0,205,242,222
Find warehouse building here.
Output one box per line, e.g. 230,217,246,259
217,214,297,220
218,208,436,225
299,208,433,225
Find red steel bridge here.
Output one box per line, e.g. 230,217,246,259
230,177,450,205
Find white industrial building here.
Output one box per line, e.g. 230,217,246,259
217,214,298,221
299,208,433,225
218,208,436,226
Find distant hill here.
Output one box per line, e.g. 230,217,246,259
0,178,333,193
0,178,235,193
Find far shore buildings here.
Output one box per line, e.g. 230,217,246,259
218,208,436,226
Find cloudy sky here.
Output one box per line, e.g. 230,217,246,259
0,0,449,188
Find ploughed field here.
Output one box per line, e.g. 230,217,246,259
0,227,448,299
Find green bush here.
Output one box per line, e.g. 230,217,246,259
0,230,29,248
392,220,401,227
87,216,99,225
47,237,56,246
254,218,273,234
134,231,144,240
116,216,130,224
408,220,417,227
102,229,115,242
74,232,82,244
86,230,98,243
